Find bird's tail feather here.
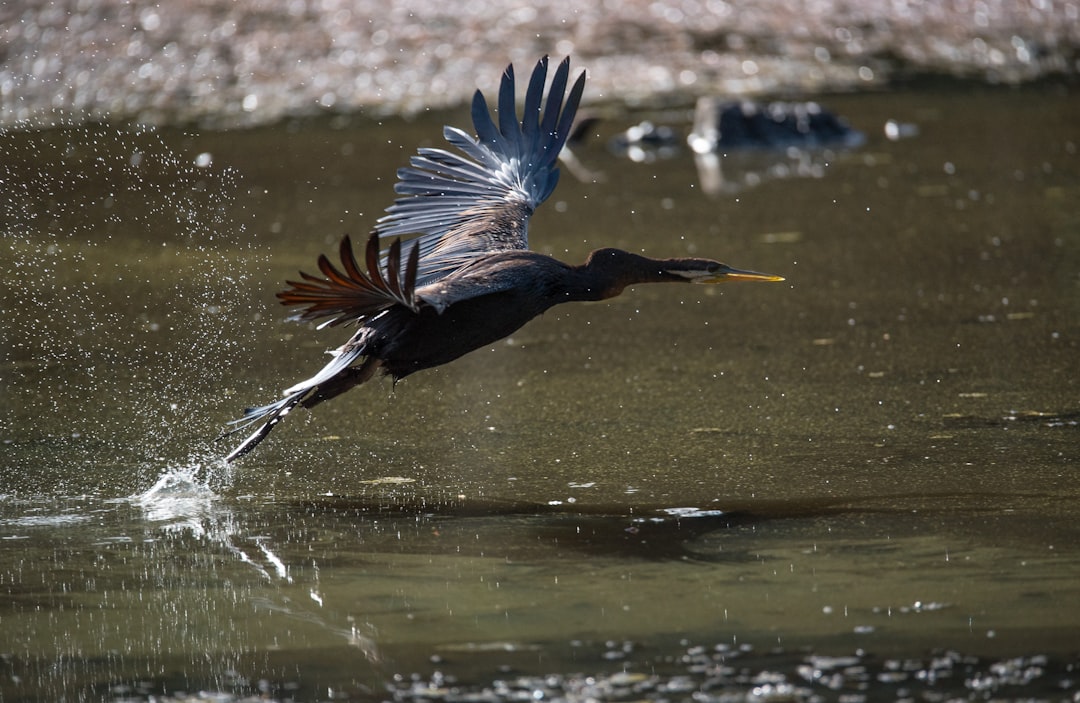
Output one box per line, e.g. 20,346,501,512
219,346,381,462
299,357,383,411
221,391,306,462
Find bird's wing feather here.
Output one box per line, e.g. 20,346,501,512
414,250,561,314
375,56,586,286
276,232,420,326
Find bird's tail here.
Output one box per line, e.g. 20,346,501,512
219,349,383,462
221,391,307,462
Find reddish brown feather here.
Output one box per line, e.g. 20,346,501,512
316,253,354,289
339,235,367,285
276,232,419,326
363,232,387,293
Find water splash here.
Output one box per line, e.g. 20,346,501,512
130,462,219,528
1,117,268,495
127,461,293,582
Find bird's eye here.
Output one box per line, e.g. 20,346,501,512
706,262,720,273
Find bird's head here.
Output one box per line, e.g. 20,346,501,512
661,257,786,284
581,248,784,299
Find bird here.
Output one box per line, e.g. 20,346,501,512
221,56,783,462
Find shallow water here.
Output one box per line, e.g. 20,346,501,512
1,80,1078,700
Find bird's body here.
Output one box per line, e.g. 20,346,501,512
222,56,782,462
347,247,742,377
349,251,569,379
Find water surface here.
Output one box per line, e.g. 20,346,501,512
1,80,1078,700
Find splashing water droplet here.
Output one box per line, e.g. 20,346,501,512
2,118,268,496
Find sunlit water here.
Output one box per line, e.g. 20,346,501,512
2,81,1078,700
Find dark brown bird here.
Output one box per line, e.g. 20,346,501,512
222,56,783,462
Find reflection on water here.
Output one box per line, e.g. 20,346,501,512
2,79,1079,699
2,472,387,698
2,488,1078,700
133,466,299,585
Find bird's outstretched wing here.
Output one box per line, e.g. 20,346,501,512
375,55,586,286
277,232,420,327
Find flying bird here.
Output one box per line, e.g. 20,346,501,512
222,56,783,462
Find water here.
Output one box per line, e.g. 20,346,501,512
1,80,1078,700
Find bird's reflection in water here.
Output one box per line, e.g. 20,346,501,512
130,466,381,662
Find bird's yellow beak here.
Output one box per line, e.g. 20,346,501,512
697,265,785,284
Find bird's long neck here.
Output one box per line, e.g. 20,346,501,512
565,249,682,302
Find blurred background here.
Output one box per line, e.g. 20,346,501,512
2,2,1078,701
3,0,1077,127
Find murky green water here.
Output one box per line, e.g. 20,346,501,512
2,80,1078,700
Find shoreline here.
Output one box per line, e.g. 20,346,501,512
2,0,1077,129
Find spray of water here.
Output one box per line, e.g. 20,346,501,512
1,117,268,497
